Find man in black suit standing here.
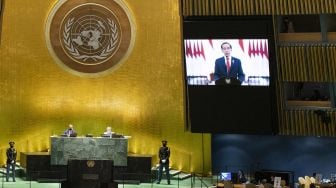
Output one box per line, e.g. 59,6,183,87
6,141,17,182
157,140,170,185
214,42,245,84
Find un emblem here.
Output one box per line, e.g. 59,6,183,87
46,0,135,77
86,160,95,168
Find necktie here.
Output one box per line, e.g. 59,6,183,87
226,57,230,74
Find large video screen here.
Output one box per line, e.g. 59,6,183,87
183,16,278,134
184,39,270,86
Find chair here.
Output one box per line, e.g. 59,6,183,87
187,75,209,85
281,180,286,187
247,76,269,86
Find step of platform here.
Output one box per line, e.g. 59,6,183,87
177,172,192,180
169,169,181,176
114,179,140,185
152,166,193,181
0,168,5,175
37,178,66,183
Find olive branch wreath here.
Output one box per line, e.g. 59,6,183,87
63,17,119,62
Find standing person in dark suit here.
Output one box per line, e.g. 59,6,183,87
6,141,17,182
157,140,170,185
214,42,245,84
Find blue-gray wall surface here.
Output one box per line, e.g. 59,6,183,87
212,134,336,182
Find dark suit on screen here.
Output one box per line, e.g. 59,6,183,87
214,56,245,83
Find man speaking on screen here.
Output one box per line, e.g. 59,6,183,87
214,42,245,85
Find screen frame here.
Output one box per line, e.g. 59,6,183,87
182,16,278,134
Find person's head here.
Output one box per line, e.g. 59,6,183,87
106,126,112,132
68,124,73,130
9,141,15,148
221,42,232,57
162,140,167,146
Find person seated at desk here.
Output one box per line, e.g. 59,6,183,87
64,124,77,137
102,126,114,137
238,170,247,183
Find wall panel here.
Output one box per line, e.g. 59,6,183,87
0,0,212,174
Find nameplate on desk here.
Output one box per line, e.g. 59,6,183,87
101,134,124,138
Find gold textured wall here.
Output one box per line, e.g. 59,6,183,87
0,0,211,173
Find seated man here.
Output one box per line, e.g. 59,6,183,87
102,126,114,137
64,124,77,137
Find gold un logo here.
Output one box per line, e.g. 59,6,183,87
45,0,135,77
86,160,95,168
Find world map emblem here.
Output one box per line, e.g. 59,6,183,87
46,0,135,76
64,16,118,63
